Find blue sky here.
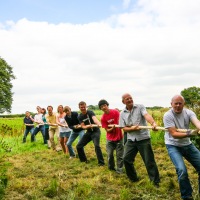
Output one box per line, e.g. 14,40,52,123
0,0,133,24
0,0,200,114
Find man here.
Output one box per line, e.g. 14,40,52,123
119,93,160,186
23,111,35,143
76,101,105,166
64,106,84,159
46,105,61,151
163,95,200,200
98,99,123,173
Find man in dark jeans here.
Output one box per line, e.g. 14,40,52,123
119,93,160,187
76,101,105,166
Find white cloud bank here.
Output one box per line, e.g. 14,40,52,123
0,0,200,114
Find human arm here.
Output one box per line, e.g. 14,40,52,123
92,115,101,127
122,125,140,132
30,115,34,122
191,117,200,129
144,113,157,130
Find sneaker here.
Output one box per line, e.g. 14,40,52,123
69,156,75,159
98,163,105,167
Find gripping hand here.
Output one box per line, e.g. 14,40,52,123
186,129,200,137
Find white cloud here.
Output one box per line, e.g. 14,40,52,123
1,1,200,114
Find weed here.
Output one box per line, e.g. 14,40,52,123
43,179,59,198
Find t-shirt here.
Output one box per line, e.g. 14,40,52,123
101,109,123,141
78,110,99,133
65,111,83,132
34,113,43,128
46,113,58,130
24,117,34,130
163,108,196,146
119,104,150,141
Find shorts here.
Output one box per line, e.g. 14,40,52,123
60,131,71,138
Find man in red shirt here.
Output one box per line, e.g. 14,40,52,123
98,99,124,173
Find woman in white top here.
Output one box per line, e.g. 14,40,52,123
56,105,71,154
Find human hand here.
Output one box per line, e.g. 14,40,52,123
151,122,158,131
133,124,140,130
187,129,200,137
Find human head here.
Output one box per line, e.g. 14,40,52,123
171,95,185,114
98,99,109,113
122,93,134,110
25,111,30,117
64,106,71,116
41,108,46,115
78,101,87,114
36,106,41,113
57,105,64,113
47,105,53,115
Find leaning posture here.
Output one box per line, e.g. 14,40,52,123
23,111,35,143
119,93,160,186
163,95,200,200
76,101,105,166
64,106,84,159
99,99,124,173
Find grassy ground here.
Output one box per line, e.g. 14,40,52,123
0,119,200,199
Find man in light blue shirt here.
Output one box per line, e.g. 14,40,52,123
119,93,160,186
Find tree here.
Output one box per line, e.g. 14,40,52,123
181,86,200,149
181,86,200,109
0,57,16,113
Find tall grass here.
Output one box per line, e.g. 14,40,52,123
0,116,200,199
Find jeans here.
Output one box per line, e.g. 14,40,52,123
166,144,200,199
76,129,105,165
106,139,124,171
44,127,49,141
67,130,84,157
31,125,46,144
123,139,160,183
23,127,34,142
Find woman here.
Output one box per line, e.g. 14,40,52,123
41,108,51,149
56,105,71,154
31,106,46,144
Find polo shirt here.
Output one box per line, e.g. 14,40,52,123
119,104,150,141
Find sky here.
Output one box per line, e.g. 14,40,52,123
0,0,200,114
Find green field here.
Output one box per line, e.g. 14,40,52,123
0,116,200,200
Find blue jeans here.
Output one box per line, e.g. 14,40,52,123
31,125,46,144
23,127,34,142
67,130,84,157
166,144,200,199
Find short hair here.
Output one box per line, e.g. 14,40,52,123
78,101,86,107
98,99,109,109
47,105,53,110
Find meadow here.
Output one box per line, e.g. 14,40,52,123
0,114,200,200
